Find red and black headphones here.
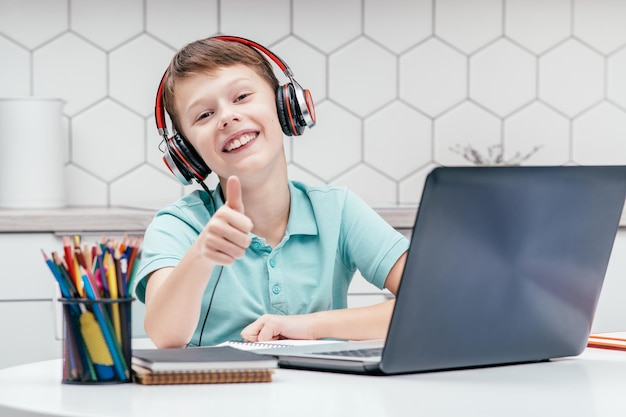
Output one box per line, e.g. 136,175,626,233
154,36,316,185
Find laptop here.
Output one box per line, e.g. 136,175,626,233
255,165,626,375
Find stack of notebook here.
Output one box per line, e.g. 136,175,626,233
131,346,277,385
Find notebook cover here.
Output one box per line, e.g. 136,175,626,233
131,346,278,372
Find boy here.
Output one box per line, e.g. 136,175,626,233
135,36,409,348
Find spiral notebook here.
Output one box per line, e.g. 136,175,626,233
252,166,626,375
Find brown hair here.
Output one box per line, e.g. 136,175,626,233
162,37,280,135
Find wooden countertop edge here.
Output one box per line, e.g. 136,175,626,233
0,205,623,233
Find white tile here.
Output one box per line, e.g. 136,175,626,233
145,116,170,176
110,34,175,117
435,0,502,54
399,38,467,117
71,99,144,181
364,101,431,179
398,164,437,205
572,102,626,165
332,164,397,206
293,0,362,53
607,49,626,109
364,0,432,54
0,0,67,49
64,163,108,206
146,0,218,49
32,33,106,116
292,101,361,181
287,163,326,186
574,0,626,55
329,37,396,117
505,0,570,55
539,39,605,117
70,0,143,50
504,102,570,165
0,36,30,96
470,39,536,117
434,102,501,165
111,164,183,210
221,0,290,45
273,36,327,103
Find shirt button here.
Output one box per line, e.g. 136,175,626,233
272,285,281,294
252,242,261,250
269,258,276,268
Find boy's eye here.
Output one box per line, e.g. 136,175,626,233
235,93,250,102
197,111,213,121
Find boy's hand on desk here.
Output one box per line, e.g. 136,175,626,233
199,176,253,265
241,314,318,342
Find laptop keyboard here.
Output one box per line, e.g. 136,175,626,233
313,347,383,358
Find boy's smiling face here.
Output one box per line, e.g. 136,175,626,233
174,64,285,181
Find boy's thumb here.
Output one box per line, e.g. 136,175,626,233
225,176,244,213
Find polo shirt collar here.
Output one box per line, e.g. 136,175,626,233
286,181,319,236
213,181,318,237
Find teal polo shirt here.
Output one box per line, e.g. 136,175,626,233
134,181,409,346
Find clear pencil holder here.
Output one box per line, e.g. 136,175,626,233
59,297,134,384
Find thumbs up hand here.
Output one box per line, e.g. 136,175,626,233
198,176,253,265
225,175,245,213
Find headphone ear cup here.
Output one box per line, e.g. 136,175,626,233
276,83,305,136
164,133,212,184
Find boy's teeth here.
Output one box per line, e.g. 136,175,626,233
226,133,254,151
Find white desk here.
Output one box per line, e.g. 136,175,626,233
0,348,625,417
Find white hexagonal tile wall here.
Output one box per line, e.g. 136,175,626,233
72,99,144,181
333,164,397,206
399,38,467,117
146,0,218,49
287,164,325,186
329,38,396,117
111,165,183,210
71,0,143,50
364,101,431,179
434,102,501,165
292,101,361,181
272,36,327,103
572,103,626,165
221,0,290,46
504,102,570,165
435,0,502,54
574,0,626,55
607,48,626,110
399,163,437,205
33,33,106,116
110,35,175,117
293,0,361,53
6,1,626,210
146,116,172,175
0,37,30,96
505,0,570,55
539,39,604,117
364,0,432,54
0,0,67,49
64,164,108,206
470,39,536,117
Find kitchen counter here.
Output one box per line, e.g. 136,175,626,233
0,205,623,233
0,207,419,233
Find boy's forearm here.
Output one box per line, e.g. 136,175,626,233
312,299,396,341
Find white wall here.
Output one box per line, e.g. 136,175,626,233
1,0,625,209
